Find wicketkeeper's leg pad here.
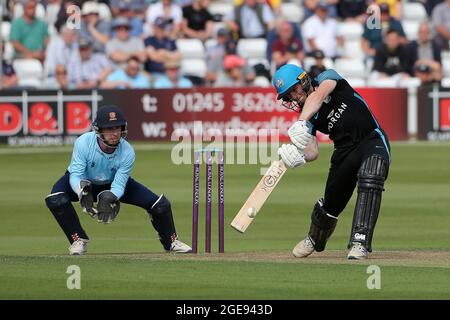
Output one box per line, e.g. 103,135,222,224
148,194,177,251
308,199,338,252
45,192,89,243
348,154,388,252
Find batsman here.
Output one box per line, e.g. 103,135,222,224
274,64,391,260
45,105,191,255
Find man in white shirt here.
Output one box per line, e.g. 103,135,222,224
45,25,78,77
302,0,343,59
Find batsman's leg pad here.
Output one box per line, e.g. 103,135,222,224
45,192,89,243
308,199,338,252
348,154,388,252
148,194,177,251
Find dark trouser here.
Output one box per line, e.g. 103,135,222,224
307,130,391,252
48,172,167,245
322,130,390,217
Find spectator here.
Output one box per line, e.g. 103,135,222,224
303,0,338,20
79,1,111,53
2,44,18,88
414,60,442,85
45,0,62,36
337,0,367,21
214,54,255,87
54,0,82,33
12,0,46,20
144,17,181,78
271,20,304,69
224,0,275,40
368,29,411,85
233,0,282,13
266,18,302,63
422,0,443,17
408,22,441,67
45,25,79,77
9,0,49,62
376,0,401,20
181,0,213,41
205,28,236,85
308,49,327,79
1,0,12,21
111,1,144,37
153,59,193,88
68,38,113,89
110,0,147,18
106,17,146,69
101,55,151,89
44,63,71,89
361,2,406,60
302,0,343,59
145,0,183,39
432,0,450,51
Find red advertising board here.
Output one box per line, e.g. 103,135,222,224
0,88,408,145
440,99,450,130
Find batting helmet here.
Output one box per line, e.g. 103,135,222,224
272,64,314,112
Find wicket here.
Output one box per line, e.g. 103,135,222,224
192,148,224,253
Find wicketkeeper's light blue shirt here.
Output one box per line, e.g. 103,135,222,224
68,131,135,199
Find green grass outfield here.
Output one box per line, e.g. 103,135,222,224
0,142,449,299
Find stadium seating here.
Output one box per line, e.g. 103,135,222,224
341,39,365,60
334,58,366,79
402,2,427,22
1,21,11,41
97,3,112,22
208,1,233,21
177,39,206,59
403,21,420,41
13,59,44,88
280,2,304,23
302,56,334,71
346,78,366,87
399,77,421,88
180,58,207,78
441,77,450,87
237,38,267,60
337,21,363,41
252,75,271,87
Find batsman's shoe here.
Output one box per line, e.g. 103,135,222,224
347,242,369,260
69,239,88,255
168,239,192,253
292,237,315,258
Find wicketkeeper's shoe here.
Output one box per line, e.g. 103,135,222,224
347,242,369,260
292,236,315,258
168,239,192,253
69,238,88,255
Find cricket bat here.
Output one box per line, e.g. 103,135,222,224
230,160,287,233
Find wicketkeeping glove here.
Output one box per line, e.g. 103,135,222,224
278,144,306,169
79,180,98,218
96,190,120,224
288,120,313,151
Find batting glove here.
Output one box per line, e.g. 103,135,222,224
278,144,306,169
288,120,313,151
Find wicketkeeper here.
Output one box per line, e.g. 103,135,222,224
45,105,191,255
274,64,391,259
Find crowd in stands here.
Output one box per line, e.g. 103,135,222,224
0,0,448,90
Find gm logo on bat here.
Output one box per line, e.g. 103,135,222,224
261,165,284,191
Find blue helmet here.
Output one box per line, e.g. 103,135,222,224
273,64,306,100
